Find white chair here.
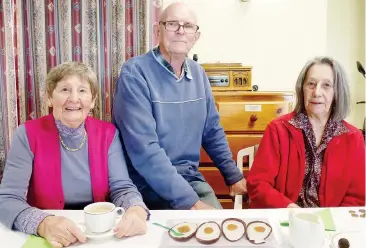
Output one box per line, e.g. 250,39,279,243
233,145,258,209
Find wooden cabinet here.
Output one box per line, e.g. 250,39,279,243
199,91,294,208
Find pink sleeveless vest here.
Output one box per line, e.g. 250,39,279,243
24,114,115,209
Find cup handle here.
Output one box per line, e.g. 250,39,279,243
115,207,125,217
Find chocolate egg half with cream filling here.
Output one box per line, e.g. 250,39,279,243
168,222,197,242
195,221,221,244
221,218,246,242
245,221,272,244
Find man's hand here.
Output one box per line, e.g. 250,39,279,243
190,200,216,210
37,216,86,248
229,178,247,198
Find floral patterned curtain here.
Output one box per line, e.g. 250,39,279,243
0,0,163,180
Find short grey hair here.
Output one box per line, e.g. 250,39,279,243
46,61,99,100
294,56,351,122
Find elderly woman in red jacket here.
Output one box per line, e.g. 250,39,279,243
247,56,365,208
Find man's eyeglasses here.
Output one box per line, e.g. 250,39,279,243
159,21,199,34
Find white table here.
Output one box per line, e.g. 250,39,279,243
1,207,365,248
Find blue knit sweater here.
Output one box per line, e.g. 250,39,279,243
112,49,243,209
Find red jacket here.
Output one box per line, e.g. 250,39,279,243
24,114,115,209
247,112,365,208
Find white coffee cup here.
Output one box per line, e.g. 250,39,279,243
83,202,124,233
288,211,325,248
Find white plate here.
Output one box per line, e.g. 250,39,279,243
77,217,122,239
160,218,279,247
331,230,366,248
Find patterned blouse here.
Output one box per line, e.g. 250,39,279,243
288,112,348,207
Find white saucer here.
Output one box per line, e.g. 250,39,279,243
331,230,366,248
77,217,122,239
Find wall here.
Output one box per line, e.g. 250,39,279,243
163,0,328,92
326,0,365,127
163,0,365,128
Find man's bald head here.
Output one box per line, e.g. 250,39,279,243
159,2,198,25
155,2,200,57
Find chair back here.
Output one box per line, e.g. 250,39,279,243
233,145,259,209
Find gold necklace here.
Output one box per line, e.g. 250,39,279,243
59,129,87,152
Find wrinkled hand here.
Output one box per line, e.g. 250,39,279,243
190,200,216,210
229,178,247,198
37,216,86,248
287,203,301,208
114,206,148,238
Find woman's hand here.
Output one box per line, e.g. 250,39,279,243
287,203,300,208
37,216,86,248
114,206,148,238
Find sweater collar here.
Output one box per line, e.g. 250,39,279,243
152,46,193,80
55,119,85,138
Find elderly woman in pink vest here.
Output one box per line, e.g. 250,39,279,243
0,62,149,247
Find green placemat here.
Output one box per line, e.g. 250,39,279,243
22,235,52,248
316,208,336,231
280,208,337,231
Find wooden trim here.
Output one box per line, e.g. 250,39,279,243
199,167,249,195
199,167,248,172
213,91,294,97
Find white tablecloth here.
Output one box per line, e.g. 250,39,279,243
1,207,365,248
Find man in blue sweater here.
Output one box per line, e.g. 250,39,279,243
112,2,247,210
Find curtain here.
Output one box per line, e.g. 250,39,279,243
0,0,163,180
